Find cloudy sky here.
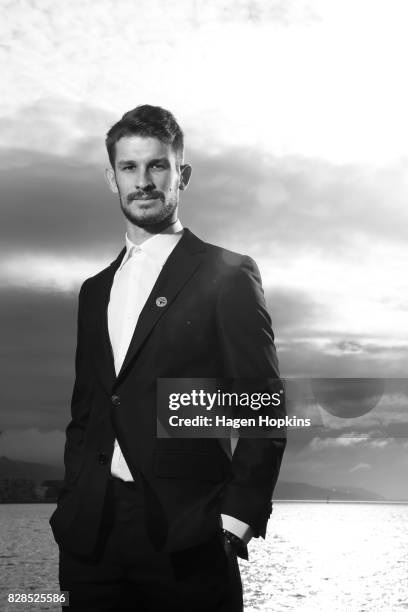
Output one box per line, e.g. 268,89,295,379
1,0,407,499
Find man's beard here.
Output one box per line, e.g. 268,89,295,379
119,194,178,228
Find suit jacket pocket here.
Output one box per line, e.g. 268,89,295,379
49,485,81,541
154,452,227,482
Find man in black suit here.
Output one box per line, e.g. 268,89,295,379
50,105,286,611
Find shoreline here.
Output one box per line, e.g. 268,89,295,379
1,499,407,505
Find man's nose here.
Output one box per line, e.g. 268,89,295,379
135,169,154,190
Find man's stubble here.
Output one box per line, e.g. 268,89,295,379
119,190,179,229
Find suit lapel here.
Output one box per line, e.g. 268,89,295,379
91,246,126,394
113,228,205,387
91,228,205,394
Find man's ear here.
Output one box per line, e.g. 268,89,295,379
104,167,118,193
179,164,192,191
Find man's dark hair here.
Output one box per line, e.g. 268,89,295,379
105,104,184,167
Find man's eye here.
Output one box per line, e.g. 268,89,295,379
151,164,166,169
123,166,135,171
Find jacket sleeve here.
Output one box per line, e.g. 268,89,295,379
216,255,287,538
61,279,95,493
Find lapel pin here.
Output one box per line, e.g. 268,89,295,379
156,296,167,308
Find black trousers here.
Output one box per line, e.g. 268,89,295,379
59,476,243,611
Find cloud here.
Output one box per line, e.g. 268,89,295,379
309,435,394,451
349,463,371,473
334,340,365,354
0,146,121,257
283,380,408,446
310,436,365,449
1,99,407,260
1,253,110,293
3,1,408,164
279,433,408,499
307,383,408,436
1,125,407,266
0,289,77,430
0,99,114,163
277,338,408,378
186,150,408,256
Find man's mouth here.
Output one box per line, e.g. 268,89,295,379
128,194,161,203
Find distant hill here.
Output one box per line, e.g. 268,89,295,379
0,456,388,501
0,456,63,482
274,480,385,501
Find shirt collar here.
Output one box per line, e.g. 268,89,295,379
118,219,184,271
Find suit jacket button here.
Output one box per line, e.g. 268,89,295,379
111,394,121,406
98,452,109,465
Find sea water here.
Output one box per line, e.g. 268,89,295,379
0,502,407,611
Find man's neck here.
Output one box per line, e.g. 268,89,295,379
125,218,180,245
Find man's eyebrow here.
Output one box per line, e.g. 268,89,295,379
117,159,136,166
148,157,170,165
116,157,170,166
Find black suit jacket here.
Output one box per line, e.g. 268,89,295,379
49,228,286,558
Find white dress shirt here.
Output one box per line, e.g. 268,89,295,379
107,221,252,544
